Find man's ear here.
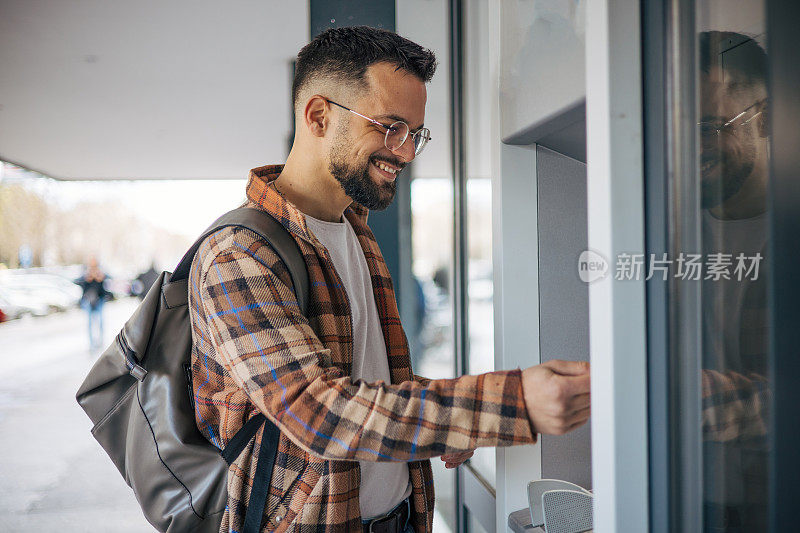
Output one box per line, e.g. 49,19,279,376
303,95,330,138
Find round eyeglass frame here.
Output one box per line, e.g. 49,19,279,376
696,98,766,139
326,98,431,156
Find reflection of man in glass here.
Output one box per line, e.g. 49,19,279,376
698,31,770,532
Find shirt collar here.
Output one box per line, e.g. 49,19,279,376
245,164,370,242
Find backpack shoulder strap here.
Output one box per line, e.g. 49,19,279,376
170,207,309,315
173,208,303,533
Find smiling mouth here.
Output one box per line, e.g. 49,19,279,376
371,159,400,179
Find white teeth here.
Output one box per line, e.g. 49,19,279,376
376,162,396,174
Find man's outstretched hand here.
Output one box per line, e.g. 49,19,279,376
437,360,589,468
521,360,591,435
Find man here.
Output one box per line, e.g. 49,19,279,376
76,255,111,351
697,31,770,532
188,26,590,532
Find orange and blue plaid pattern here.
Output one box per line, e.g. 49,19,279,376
702,370,770,441
188,165,536,532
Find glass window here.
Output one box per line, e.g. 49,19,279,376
694,3,771,531
410,177,455,382
397,2,457,531
468,512,492,533
464,0,496,490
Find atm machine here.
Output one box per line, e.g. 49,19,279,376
504,118,592,533
495,0,800,531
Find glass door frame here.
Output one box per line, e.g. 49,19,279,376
643,0,704,531
449,0,499,531
450,0,491,531
644,0,800,531
764,1,800,531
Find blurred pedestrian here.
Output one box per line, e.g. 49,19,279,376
76,256,111,351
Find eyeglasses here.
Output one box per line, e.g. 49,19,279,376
697,99,767,138
326,99,431,157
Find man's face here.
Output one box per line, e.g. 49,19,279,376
699,67,767,209
328,62,427,211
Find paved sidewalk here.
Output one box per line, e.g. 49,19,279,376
0,299,154,532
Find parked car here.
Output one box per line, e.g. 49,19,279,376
0,273,82,312
0,286,51,318
0,292,22,321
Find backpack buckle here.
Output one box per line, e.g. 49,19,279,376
118,332,148,381
128,363,148,381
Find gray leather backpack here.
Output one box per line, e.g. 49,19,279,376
76,208,309,533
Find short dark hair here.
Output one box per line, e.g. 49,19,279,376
291,26,437,111
698,31,767,87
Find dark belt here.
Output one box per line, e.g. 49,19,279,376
362,497,411,533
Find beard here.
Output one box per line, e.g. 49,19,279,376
700,130,757,209
328,134,398,211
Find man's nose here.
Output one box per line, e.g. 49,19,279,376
391,136,416,163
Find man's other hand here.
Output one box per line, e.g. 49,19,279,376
521,360,591,435
440,450,475,469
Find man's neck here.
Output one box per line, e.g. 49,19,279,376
274,151,351,223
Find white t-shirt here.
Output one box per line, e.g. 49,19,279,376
701,209,767,373
304,213,412,519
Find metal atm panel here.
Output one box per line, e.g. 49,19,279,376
536,145,592,490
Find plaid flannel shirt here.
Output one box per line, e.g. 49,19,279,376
188,165,536,532
702,370,770,441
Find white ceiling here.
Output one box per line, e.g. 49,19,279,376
0,0,309,180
